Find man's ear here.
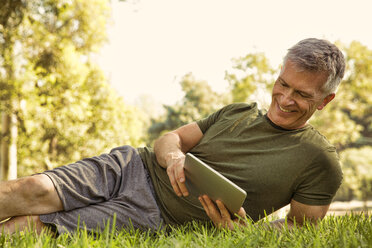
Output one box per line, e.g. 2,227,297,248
317,93,335,110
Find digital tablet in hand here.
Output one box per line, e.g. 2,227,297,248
184,153,247,214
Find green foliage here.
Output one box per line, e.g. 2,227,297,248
225,52,278,105
339,41,372,147
147,73,228,144
18,66,148,176
311,41,372,150
0,0,148,176
337,147,372,203
0,214,371,247
310,103,362,149
340,41,372,118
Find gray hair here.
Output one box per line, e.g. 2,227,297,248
283,38,346,94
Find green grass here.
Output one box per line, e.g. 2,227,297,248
0,213,371,248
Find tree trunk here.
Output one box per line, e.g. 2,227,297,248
0,111,17,181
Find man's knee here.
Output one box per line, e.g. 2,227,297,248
15,174,63,212
20,174,55,199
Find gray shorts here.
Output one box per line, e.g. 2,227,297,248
39,145,163,234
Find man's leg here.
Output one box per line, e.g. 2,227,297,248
0,174,63,221
38,146,163,234
0,145,162,234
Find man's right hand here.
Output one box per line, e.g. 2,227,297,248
153,122,203,197
165,152,189,197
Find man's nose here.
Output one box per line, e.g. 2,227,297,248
281,90,295,105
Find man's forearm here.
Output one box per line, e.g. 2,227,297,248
154,132,185,169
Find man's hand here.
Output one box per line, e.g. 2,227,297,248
154,122,203,197
199,195,246,230
165,152,189,197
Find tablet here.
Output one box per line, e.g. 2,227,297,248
184,153,247,214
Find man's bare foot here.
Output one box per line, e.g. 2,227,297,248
0,215,47,235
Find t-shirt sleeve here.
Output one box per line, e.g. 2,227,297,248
196,103,257,134
196,108,225,134
292,147,343,205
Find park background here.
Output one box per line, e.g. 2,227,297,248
0,0,371,216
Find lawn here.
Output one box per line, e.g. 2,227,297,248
0,213,371,247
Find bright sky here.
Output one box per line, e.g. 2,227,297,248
98,0,372,106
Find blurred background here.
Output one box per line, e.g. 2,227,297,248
1,0,371,212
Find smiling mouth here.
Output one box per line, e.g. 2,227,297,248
279,105,294,113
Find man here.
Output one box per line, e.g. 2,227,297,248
0,38,345,234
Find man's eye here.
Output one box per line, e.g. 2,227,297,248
298,92,309,98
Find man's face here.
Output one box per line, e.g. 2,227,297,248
267,60,334,130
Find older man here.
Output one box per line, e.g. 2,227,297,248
0,38,345,234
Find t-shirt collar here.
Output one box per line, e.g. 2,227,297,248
263,114,307,132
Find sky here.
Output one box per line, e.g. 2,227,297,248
97,0,372,106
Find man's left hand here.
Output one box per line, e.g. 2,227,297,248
198,195,247,230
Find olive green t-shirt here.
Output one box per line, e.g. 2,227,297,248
138,102,342,225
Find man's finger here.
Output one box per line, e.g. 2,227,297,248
216,200,231,220
175,164,189,196
166,167,182,196
237,207,246,218
233,209,247,227
198,196,210,216
177,182,189,196
216,200,239,230
202,195,221,217
175,161,185,183
200,195,222,227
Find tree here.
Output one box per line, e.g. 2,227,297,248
310,103,362,150
338,41,372,148
17,65,148,176
338,147,372,208
1,0,148,178
310,41,372,150
0,0,29,180
225,52,278,108
147,73,228,144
